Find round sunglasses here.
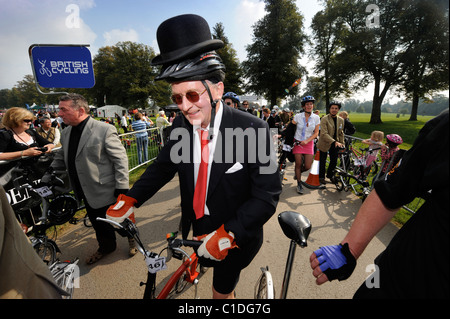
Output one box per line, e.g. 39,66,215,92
171,88,207,105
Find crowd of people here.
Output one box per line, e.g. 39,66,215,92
0,13,447,300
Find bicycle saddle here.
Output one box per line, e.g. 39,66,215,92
278,211,311,247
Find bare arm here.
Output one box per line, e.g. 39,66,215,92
341,189,399,259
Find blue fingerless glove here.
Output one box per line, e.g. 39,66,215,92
314,243,356,281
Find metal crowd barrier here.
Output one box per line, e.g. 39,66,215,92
119,126,166,172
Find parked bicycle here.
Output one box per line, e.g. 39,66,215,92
255,211,312,299
1,154,83,264
331,140,380,201
97,217,206,299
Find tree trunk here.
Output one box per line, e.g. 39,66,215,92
370,78,391,124
409,93,419,121
370,79,383,124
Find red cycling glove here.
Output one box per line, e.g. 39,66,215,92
106,194,137,223
197,225,237,261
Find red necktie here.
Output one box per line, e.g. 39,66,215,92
193,130,209,219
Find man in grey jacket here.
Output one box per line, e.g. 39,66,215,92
317,101,345,184
51,93,133,264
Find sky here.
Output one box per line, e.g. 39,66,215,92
0,0,323,91
3,0,439,105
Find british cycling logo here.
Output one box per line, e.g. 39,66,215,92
38,59,52,77
38,58,90,77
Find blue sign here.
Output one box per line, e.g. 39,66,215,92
29,45,95,88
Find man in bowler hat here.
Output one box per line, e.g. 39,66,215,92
106,14,281,299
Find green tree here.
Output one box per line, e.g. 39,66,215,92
242,0,306,107
91,41,170,109
394,0,449,121
331,0,422,124
310,6,351,112
213,23,244,95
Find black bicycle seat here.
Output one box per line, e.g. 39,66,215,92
278,211,312,247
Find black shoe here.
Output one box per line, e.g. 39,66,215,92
319,178,326,185
297,183,304,194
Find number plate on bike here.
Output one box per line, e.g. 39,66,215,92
145,255,167,274
34,186,53,197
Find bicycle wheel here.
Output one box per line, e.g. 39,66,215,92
34,240,57,265
83,215,92,227
334,172,344,192
254,267,274,299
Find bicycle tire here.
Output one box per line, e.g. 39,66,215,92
83,216,92,227
174,272,189,294
34,240,57,265
334,173,344,192
254,267,274,299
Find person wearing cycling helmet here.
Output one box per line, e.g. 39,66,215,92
291,96,320,194
223,92,240,109
106,14,281,299
380,134,403,173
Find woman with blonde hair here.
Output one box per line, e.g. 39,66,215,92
0,107,55,162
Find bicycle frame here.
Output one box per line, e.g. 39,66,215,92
255,211,311,299
157,251,200,299
97,217,202,299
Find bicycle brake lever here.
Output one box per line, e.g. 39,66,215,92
172,247,192,262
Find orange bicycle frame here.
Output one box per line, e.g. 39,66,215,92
156,252,200,299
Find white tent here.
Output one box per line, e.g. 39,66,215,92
96,105,126,118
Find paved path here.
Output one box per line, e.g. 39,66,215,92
57,162,398,299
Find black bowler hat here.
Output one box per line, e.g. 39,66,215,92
151,14,224,66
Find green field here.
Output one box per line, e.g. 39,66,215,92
346,112,433,149
339,112,432,226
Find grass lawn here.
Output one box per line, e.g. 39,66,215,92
346,112,433,149
341,112,431,226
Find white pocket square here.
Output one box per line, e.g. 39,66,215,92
225,162,243,174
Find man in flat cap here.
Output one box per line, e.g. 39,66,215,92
107,14,281,299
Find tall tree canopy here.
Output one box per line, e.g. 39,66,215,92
310,6,351,113
242,0,307,107
330,0,449,124
91,41,171,108
393,0,449,121
213,23,244,95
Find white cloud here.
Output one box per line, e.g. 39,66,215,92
232,0,266,62
0,1,97,89
103,28,139,46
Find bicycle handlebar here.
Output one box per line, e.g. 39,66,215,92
96,217,122,228
96,217,202,252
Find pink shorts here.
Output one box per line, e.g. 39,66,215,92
292,140,314,155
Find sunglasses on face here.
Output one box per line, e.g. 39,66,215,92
23,119,33,123
171,88,207,105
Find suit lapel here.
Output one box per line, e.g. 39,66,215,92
76,118,93,158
